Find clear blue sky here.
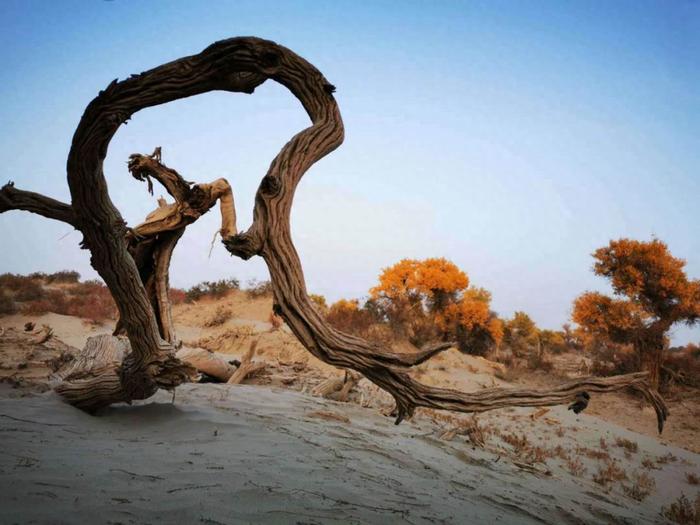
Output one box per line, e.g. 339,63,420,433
1,1,698,343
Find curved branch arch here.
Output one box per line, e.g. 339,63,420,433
3,37,667,431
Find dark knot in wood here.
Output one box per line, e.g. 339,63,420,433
223,232,262,260
260,174,282,197
119,358,159,401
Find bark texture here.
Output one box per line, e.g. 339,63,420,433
0,37,669,431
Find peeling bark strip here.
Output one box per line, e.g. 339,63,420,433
0,37,668,430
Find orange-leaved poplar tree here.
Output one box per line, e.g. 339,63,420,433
503,311,539,357
572,238,700,389
370,257,502,354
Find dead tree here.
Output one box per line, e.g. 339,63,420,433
114,149,237,344
0,37,668,432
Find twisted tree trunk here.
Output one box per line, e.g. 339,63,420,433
0,37,669,431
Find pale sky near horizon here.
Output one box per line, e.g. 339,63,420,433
0,1,698,344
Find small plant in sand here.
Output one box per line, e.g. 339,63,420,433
565,456,586,477
44,270,81,283
308,294,328,313
246,278,273,299
576,445,611,462
622,471,656,501
662,493,700,525
657,452,678,465
205,306,233,327
169,288,187,305
268,311,283,331
592,460,627,487
500,432,531,455
186,278,240,302
525,446,551,464
0,290,17,315
686,473,700,485
614,437,639,454
641,457,659,470
551,445,569,461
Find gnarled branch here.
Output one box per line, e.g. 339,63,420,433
0,181,77,227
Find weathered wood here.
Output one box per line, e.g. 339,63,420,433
227,340,266,385
53,335,130,411
312,370,361,401
176,347,236,382
0,181,77,227
55,334,128,380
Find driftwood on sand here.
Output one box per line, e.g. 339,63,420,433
0,37,668,432
227,340,266,385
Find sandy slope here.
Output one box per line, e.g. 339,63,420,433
1,291,699,523
0,384,697,524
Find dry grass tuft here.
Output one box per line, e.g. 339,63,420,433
662,493,700,525
501,432,531,455
657,452,679,466
622,471,655,501
642,457,659,470
565,456,587,477
592,460,627,487
686,472,700,485
614,437,639,454
576,445,611,462
204,306,232,327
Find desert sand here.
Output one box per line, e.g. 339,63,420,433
1,383,697,524
1,290,699,524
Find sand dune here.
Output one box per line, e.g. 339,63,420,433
1,383,697,524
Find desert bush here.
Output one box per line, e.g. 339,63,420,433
657,452,678,465
662,493,700,525
14,279,46,302
589,341,638,377
500,432,531,455
614,437,638,454
565,456,586,477
641,457,658,470
0,290,17,315
575,445,610,462
309,294,328,313
0,273,35,291
23,282,116,323
205,306,232,327
246,279,273,299
323,298,393,346
526,351,554,372
45,270,80,283
503,311,539,358
22,289,69,316
170,288,187,305
623,471,655,501
539,329,570,354
686,473,700,485
326,299,372,333
664,345,700,388
268,311,283,330
593,460,627,487
186,278,240,302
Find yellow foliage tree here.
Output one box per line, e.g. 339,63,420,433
371,258,501,354
573,238,700,388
